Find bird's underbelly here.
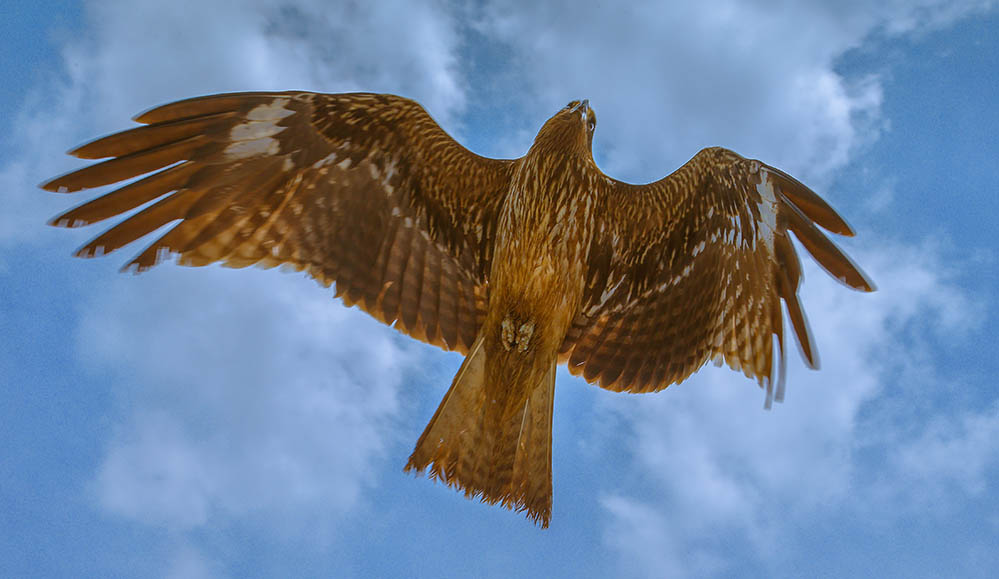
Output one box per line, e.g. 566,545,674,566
487,233,587,355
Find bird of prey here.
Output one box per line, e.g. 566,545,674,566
42,92,875,527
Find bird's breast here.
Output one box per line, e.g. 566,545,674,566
486,158,596,349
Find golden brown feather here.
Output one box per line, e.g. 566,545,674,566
41,92,874,527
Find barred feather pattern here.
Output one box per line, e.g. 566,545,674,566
43,92,513,353
561,147,874,406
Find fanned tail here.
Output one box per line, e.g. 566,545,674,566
405,335,556,527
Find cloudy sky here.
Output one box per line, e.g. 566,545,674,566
2,1,997,577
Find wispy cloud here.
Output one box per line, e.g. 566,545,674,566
164,541,224,579
890,403,999,499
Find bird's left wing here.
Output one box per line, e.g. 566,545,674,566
42,91,515,354
560,147,874,406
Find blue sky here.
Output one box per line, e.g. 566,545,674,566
2,1,997,577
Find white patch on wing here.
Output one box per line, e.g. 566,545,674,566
380,159,398,195
224,100,294,160
755,171,778,253
230,121,286,141
245,99,294,121
225,138,281,158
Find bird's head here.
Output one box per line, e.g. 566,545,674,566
533,99,596,157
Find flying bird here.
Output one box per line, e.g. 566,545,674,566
41,92,875,527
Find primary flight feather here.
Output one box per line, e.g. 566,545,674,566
42,92,875,527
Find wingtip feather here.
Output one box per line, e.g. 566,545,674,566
766,166,855,236
39,172,79,193
782,199,875,292
774,235,819,370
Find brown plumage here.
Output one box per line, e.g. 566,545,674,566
41,92,875,527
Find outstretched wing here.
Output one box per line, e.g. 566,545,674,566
560,147,874,406
42,91,515,354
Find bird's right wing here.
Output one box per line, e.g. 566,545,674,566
561,147,874,406
42,92,516,353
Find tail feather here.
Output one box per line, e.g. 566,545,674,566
509,364,555,520
405,336,556,527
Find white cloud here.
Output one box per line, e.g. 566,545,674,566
890,403,999,499
601,495,727,578
69,0,465,121
84,267,416,532
596,240,992,575
473,0,992,187
473,0,880,184
165,541,224,579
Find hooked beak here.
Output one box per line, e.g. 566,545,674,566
571,99,589,115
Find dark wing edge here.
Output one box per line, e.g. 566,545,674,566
40,91,516,354
560,147,874,407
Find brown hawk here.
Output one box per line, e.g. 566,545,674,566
41,92,875,527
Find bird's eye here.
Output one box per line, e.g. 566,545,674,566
588,119,596,131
